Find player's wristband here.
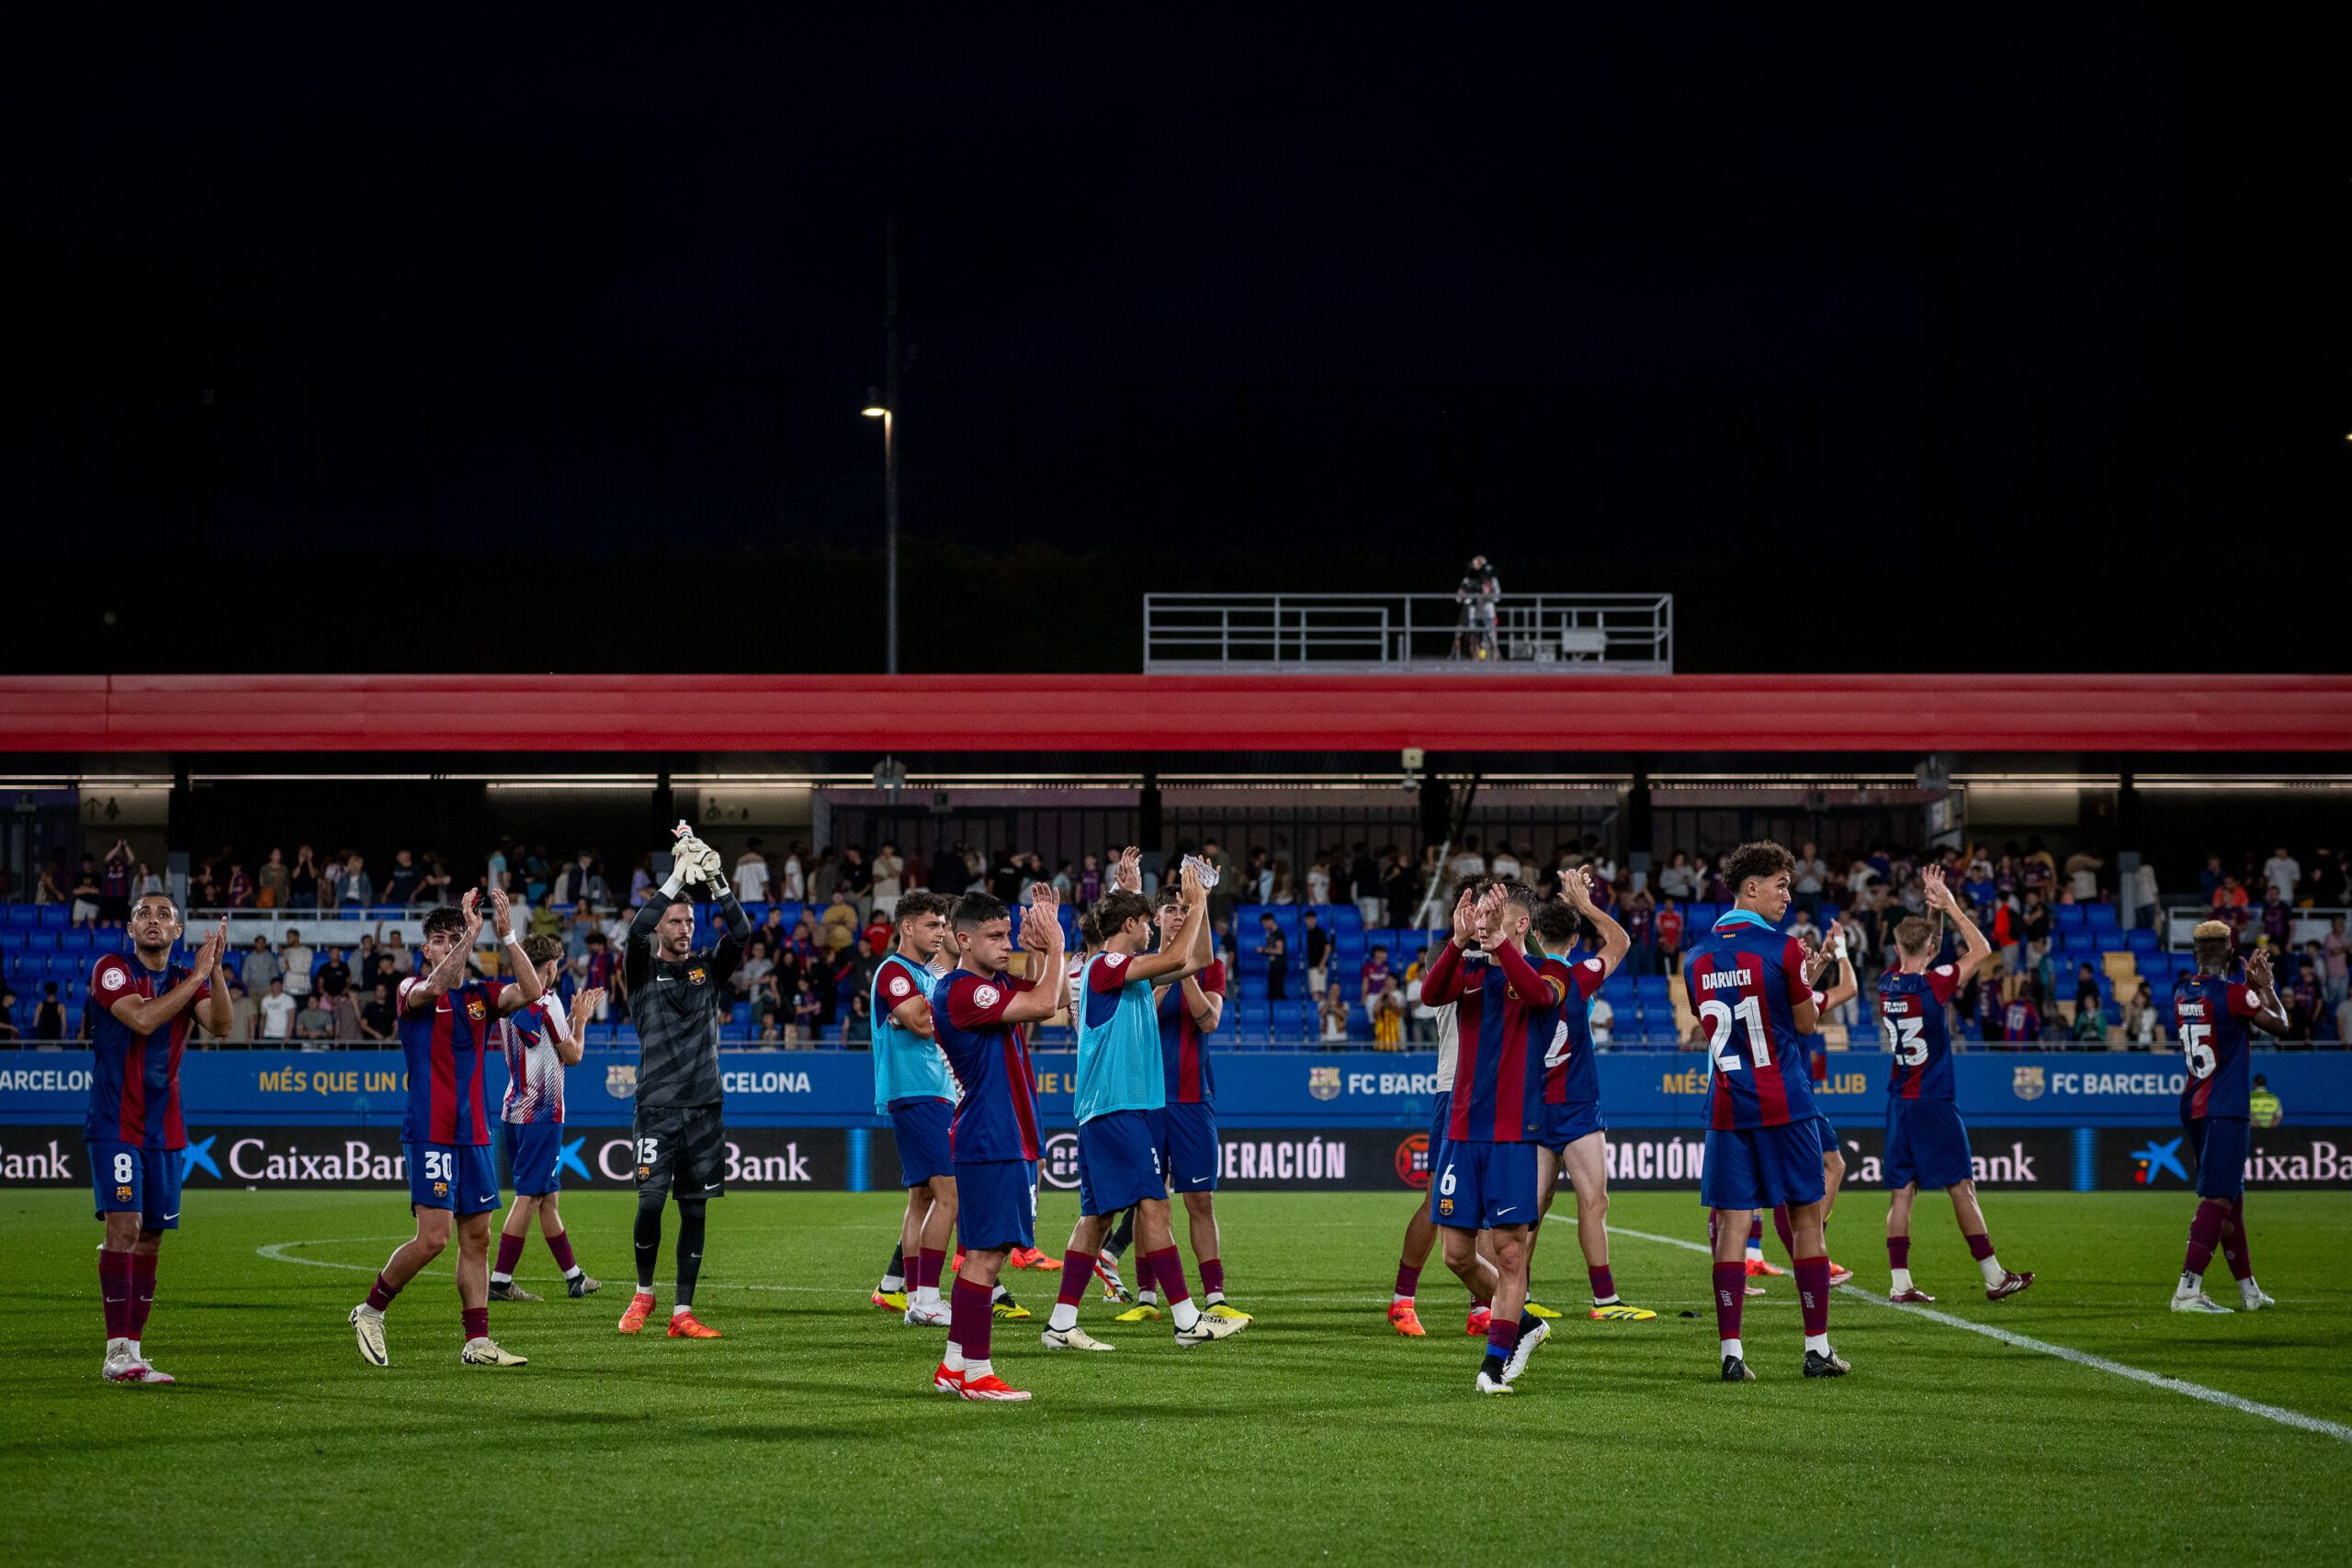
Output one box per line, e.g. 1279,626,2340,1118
660,870,687,898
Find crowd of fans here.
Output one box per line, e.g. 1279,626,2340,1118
5,831,2346,1049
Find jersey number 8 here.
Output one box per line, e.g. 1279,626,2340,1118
2179,1021,2215,1078
1700,996,1771,1073
113,1151,135,1184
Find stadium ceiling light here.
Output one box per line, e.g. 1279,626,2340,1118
862,385,888,418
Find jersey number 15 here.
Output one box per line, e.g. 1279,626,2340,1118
2179,1021,2215,1078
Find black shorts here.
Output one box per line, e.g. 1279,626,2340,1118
632,1103,727,1201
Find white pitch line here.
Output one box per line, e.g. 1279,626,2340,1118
1599,1221,2352,1446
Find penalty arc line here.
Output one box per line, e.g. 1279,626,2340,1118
1597,1220,2352,1446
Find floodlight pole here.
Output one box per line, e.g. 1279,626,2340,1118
884,217,901,676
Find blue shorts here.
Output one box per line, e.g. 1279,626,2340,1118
1700,1120,1827,1212
1162,1100,1219,1191
2192,1116,2248,1201
1078,1110,1167,1217
405,1142,502,1215
1430,1140,1541,1231
955,1157,1037,1252
502,1121,564,1196
1542,1100,1606,1150
89,1140,180,1229
1816,1116,1840,1155
889,1097,955,1188
1883,1099,1974,1190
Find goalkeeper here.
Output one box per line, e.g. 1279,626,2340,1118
615,824,754,1340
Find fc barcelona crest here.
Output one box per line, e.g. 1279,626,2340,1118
687,965,708,986
606,1063,639,1100
465,997,487,1022
116,1184,133,1202
1307,1066,1341,1101
2012,1066,2046,1101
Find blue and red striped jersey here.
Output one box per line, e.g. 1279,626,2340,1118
932,967,1041,1162
1424,939,1566,1144
1683,915,1816,1130
2174,970,2260,1120
1880,964,1961,1100
84,954,209,1150
1537,953,1608,1107
1159,959,1227,1106
398,976,499,1146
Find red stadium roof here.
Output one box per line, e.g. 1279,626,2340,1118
0,673,2346,754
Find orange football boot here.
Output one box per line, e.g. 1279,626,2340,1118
666,1310,722,1338
617,1292,656,1335
1387,1300,1427,1337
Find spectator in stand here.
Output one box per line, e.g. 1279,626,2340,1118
2001,986,2041,1044
223,980,256,1043
381,850,424,907
1654,897,1685,977
38,853,70,907
317,947,351,998
96,840,134,925
1360,943,1395,1010
2131,859,2160,931
734,838,770,904
2123,982,2162,1047
0,992,17,1042
1622,886,1656,971
1269,858,1296,904
1305,852,1332,905
2064,849,2103,903
1791,842,1826,913
132,861,165,900
285,844,319,908
1371,976,1407,1047
1303,909,1330,998
35,982,68,1041
253,846,288,908
2325,917,2348,1009
418,854,455,908
280,930,314,998
486,842,509,894
862,908,893,957
1319,986,1351,1043
2260,886,2292,950
2263,846,2301,905
258,976,296,1042
837,845,871,917
243,937,282,994
1589,992,1614,1047
1257,913,1289,1001
1488,843,1521,882
790,978,819,1045
629,855,653,907
820,889,859,953
870,841,903,918
295,994,337,1047
70,855,103,927
1350,841,1382,928
1383,850,1419,928
1657,852,1698,902
1446,835,1486,882
223,860,254,908
338,853,373,907
360,981,398,1042
780,842,808,902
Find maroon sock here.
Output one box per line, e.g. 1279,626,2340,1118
1484,1316,1521,1362
1147,1247,1192,1306
1771,1205,1795,1257
1589,1266,1615,1301
1795,1256,1831,1336
919,1247,944,1292
953,1278,993,1364
1711,1261,1745,1342
546,1229,577,1273
1888,1235,1911,1269
1056,1249,1095,1308
1202,1258,1225,1297
1135,1252,1157,1297
462,1306,489,1342
129,1252,157,1340
2222,1219,2253,1281
99,1250,130,1341
493,1231,526,1278
1965,1230,1996,1261
2183,1200,2226,1277
366,1271,401,1313
1394,1261,1422,1299
1747,1215,1763,1249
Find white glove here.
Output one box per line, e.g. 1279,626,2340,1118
697,841,728,891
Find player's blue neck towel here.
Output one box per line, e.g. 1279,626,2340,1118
1713,909,1776,932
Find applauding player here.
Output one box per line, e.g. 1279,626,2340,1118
1686,842,1844,1382
869,890,959,1325
1421,881,1567,1393
350,889,545,1368
617,828,752,1339
489,937,603,1303
1529,873,1653,1321
87,896,231,1383
1154,875,1245,1321
1882,868,2030,1303
2169,920,2288,1314
929,890,1067,1400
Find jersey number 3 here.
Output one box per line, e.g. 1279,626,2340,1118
1701,996,1770,1073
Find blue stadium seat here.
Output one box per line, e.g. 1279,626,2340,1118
2086,903,2118,928
2126,929,2160,953
1322,905,1364,934
2095,931,2129,953
36,905,67,929
2054,905,2089,931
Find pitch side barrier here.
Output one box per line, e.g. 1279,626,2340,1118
2,1050,2346,1194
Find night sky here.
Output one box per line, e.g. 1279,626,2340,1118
13,7,2346,673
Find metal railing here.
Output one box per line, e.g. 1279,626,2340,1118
1142,592,1672,673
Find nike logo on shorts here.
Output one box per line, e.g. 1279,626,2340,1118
1190,1177,1212,1185
479,1194,497,1204
162,1213,179,1222
1495,1206,1517,1216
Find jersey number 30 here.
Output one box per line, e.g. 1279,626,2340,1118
2179,1021,2215,1078
1701,996,1770,1072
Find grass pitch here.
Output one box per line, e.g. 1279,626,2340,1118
5,1187,2348,1564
